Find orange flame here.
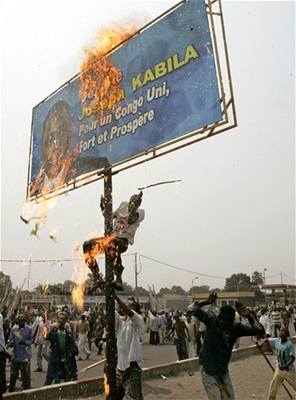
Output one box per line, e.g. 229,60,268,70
71,247,89,311
72,282,85,311
80,25,138,110
83,235,119,268
86,234,116,256
104,373,110,396
42,283,49,294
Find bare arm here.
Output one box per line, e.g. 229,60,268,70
114,295,134,318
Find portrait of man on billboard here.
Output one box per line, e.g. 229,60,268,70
29,100,109,198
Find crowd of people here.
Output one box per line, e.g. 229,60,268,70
0,298,295,399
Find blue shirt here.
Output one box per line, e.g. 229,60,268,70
9,324,32,362
268,338,295,372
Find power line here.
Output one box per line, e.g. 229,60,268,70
265,273,281,279
282,272,296,282
139,254,226,280
0,259,78,263
0,253,136,264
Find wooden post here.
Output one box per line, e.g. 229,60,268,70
103,168,117,399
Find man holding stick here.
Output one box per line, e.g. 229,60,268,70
257,327,296,399
187,292,265,400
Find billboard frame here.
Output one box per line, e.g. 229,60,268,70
27,0,237,202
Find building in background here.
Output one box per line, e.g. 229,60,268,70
261,284,296,305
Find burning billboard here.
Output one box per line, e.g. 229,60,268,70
28,0,223,201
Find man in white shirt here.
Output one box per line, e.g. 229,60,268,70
114,295,144,400
148,310,160,345
186,314,197,358
159,312,167,345
259,309,272,337
83,191,144,291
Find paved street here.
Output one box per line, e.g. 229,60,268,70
6,334,258,391
80,352,294,400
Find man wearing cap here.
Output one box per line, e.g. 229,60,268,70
83,191,145,291
114,295,144,400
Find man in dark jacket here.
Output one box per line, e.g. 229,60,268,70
188,292,265,400
45,311,78,385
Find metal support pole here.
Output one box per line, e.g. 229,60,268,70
103,168,117,399
135,252,138,290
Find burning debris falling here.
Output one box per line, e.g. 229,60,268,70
49,228,59,242
21,197,58,237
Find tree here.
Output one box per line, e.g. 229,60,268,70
122,282,134,293
34,280,75,295
134,286,149,297
170,285,186,295
224,273,252,292
191,285,210,294
158,287,171,296
251,271,264,286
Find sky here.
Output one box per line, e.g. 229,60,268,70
0,0,295,293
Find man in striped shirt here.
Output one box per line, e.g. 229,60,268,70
271,308,281,337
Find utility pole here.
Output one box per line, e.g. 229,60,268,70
134,252,138,290
27,258,32,291
280,271,283,285
103,168,117,399
263,268,267,284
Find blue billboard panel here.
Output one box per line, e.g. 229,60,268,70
29,0,222,199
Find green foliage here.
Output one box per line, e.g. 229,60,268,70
224,273,252,292
191,285,210,294
158,287,172,296
251,271,264,286
170,285,187,295
134,286,149,296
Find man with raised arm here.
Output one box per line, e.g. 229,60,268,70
187,292,265,400
114,295,144,400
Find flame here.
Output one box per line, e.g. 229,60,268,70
71,247,89,311
42,283,49,294
83,235,118,267
72,282,85,311
104,373,110,396
80,25,138,110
